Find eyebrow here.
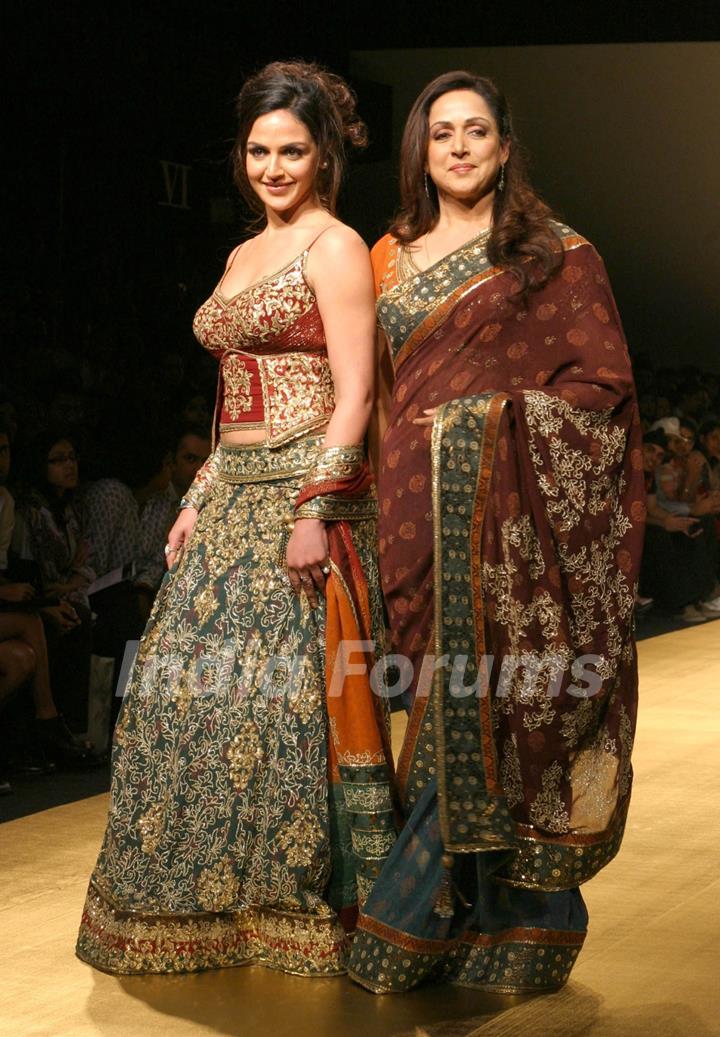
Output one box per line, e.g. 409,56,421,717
429,117,491,130
246,140,308,148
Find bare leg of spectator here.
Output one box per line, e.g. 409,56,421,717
0,613,99,766
0,639,36,795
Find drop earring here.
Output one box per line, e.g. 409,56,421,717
498,164,505,191
424,172,431,199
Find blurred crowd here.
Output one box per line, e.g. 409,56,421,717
636,357,720,623
0,270,216,798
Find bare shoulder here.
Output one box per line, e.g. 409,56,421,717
313,221,369,259
223,241,245,270
306,222,371,286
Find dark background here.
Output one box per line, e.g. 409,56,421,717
4,1,719,398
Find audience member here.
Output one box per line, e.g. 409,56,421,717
11,429,94,733
641,428,720,622
698,418,720,492
0,421,99,786
168,423,212,503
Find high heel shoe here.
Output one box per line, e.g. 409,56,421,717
35,716,105,770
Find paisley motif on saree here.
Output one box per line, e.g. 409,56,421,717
349,223,644,994
76,437,394,976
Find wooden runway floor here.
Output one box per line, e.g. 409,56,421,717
1,624,718,1037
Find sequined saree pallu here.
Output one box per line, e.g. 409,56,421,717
76,437,394,976
349,224,645,994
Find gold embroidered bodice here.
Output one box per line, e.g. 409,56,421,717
193,248,335,446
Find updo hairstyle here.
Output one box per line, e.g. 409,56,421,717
233,60,368,216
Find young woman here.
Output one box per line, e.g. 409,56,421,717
76,61,395,977
12,429,95,738
349,71,645,995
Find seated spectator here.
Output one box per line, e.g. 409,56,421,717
641,428,720,622
0,421,98,778
168,423,211,503
11,429,94,733
672,417,712,504
83,422,177,630
699,418,720,492
12,430,95,606
0,633,35,794
0,611,100,778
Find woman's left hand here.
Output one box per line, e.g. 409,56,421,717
412,407,439,426
286,518,330,609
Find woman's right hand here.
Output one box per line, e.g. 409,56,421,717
166,507,198,568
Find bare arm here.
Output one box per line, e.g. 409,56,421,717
646,492,702,536
306,225,376,448
287,225,376,607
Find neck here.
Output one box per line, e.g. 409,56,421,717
433,189,495,234
264,194,326,233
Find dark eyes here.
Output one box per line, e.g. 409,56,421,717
432,128,488,141
247,146,304,158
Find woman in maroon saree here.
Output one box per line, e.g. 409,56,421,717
349,72,645,994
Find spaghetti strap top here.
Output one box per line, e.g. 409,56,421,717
192,226,337,446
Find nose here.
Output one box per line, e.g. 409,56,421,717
451,132,469,157
266,154,283,179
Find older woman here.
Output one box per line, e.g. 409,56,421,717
349,71,645,995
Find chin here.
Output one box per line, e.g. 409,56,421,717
442,181,487,200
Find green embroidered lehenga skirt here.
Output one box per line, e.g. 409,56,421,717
76,437,386,976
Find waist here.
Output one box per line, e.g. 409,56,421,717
216,435,324,484
217,349,335,447
219,420,329,447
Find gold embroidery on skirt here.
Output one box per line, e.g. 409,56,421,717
76,435,384,976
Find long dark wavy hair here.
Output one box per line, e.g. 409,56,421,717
391,71,563,299
232,61,368,217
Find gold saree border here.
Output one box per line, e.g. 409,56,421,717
394,268,501,371
497,805,629,890
431,394,517,854
348,912,585,995
427,393,629,886
378,225,589,376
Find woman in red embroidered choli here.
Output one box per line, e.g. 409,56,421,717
76,61,395,979
192,238,336,449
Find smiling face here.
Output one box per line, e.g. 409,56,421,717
426,89,509,204
245,109,320,216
